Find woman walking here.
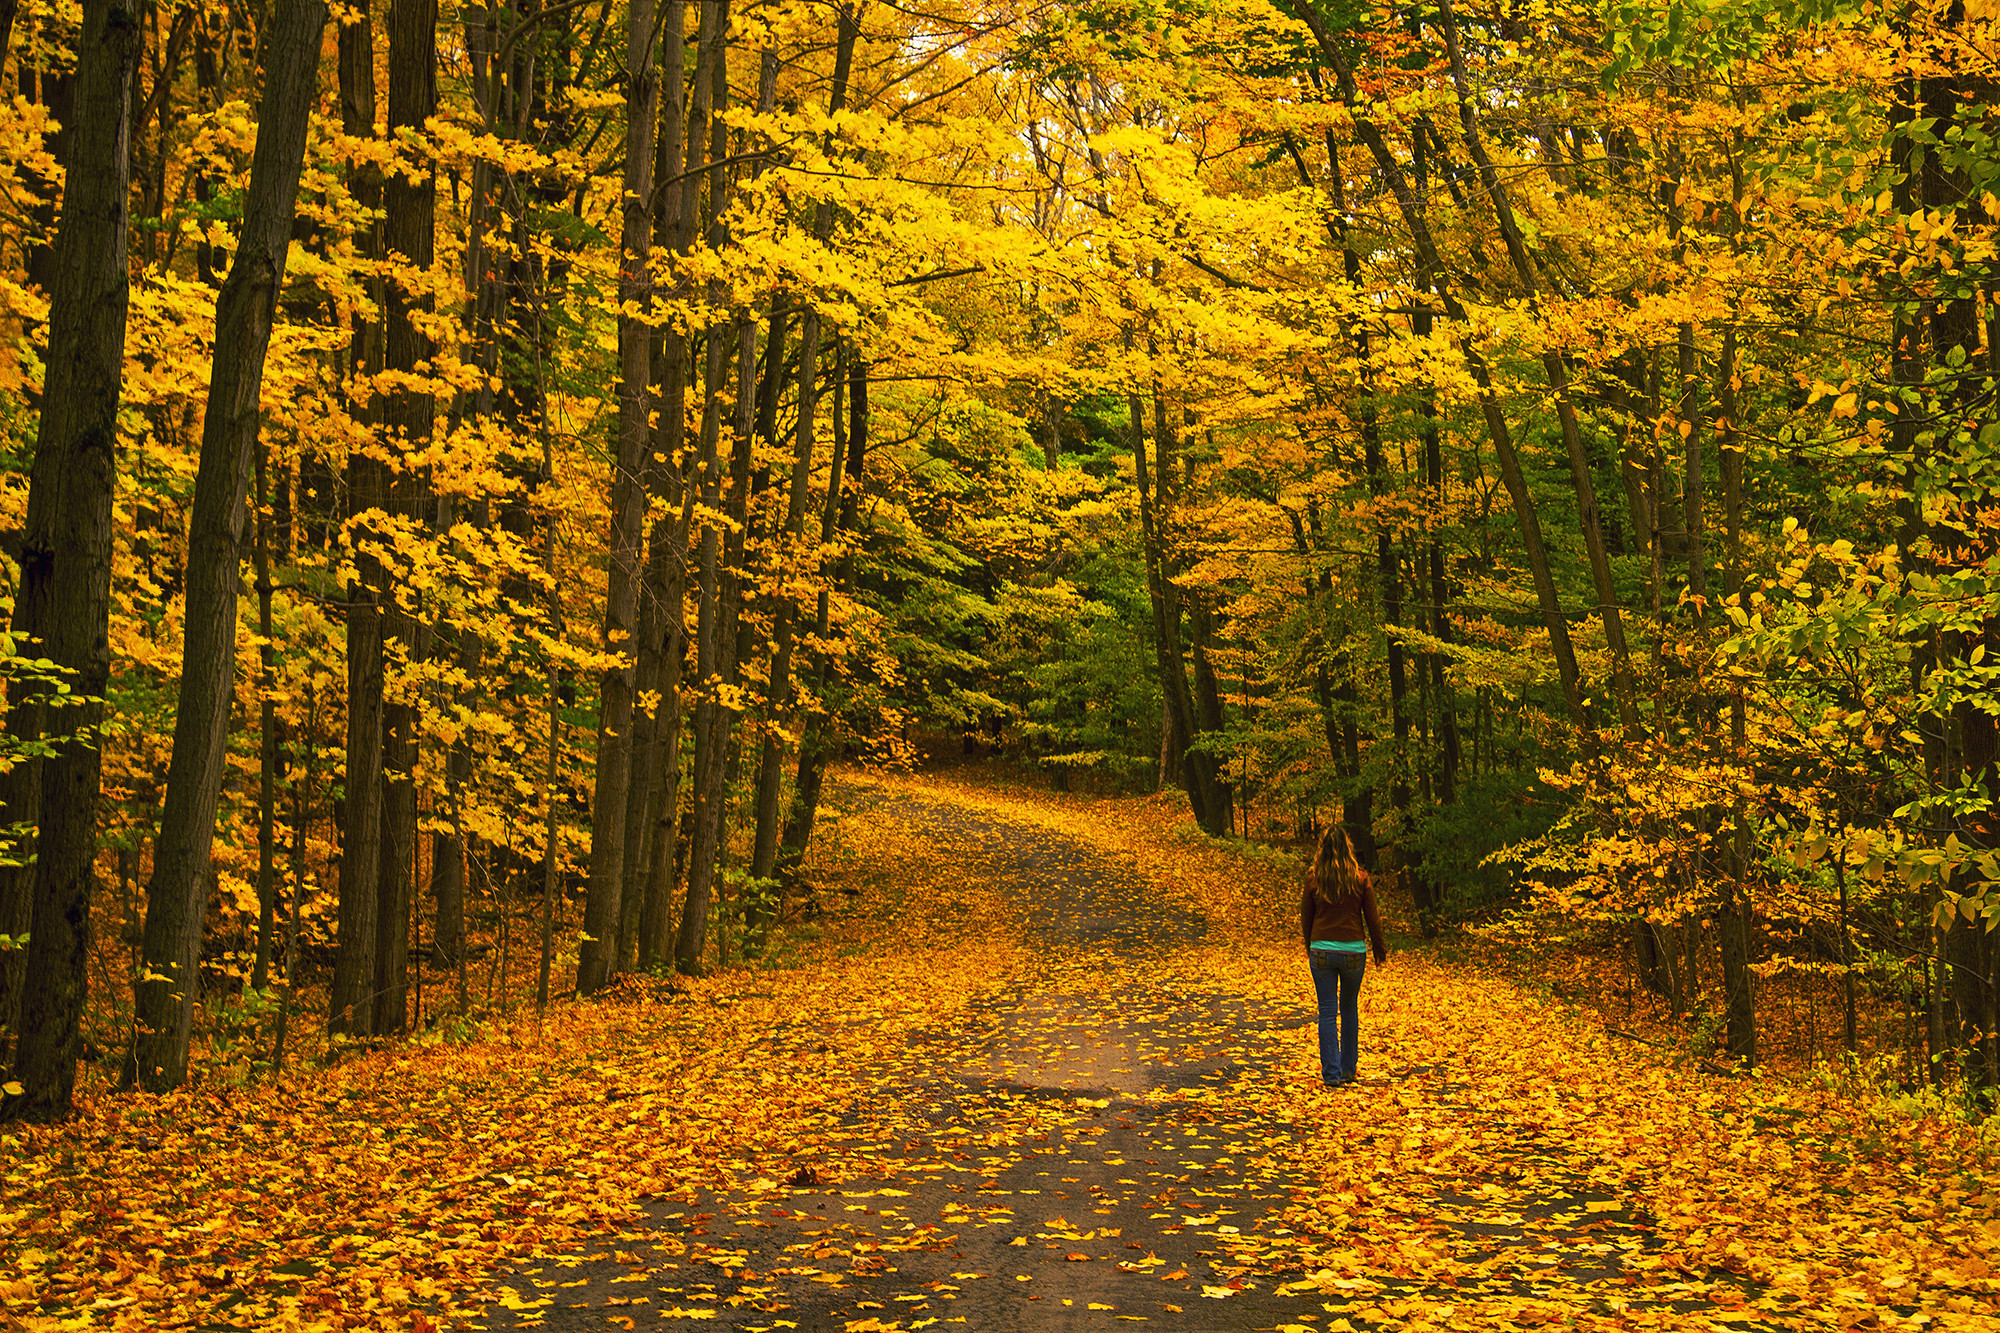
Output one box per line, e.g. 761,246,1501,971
1301,827,1388,1087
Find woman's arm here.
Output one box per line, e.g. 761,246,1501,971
1299,872,1315,948
1361,875,1388,964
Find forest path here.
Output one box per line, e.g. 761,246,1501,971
470,776,1823,1333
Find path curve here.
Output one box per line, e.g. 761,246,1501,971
473,779,1742,1333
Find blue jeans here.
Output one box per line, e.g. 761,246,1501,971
1308,949,1366,1085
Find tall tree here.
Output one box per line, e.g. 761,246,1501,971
1289,0,1592,734
127,0,331,1091
4,0,142,1119
673,0,739,976
747,2,858,891
579,0,660,993
327,0,388,1037
371,0,439,1035
633,0,707,972
1433,0,1638,735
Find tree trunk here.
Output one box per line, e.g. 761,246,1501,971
5,0,140,1119
1188,593,1234,833
1129,378,1222,831
429,493,480,979
368,0,438,1037
252,442,279,993
1291,1,1591,736
1716,326,1757,1065
133,0,328,1081
580,0,660,993
778,345,862,881
374,698,416,1035
328,0,386,1036
1323,139,1426,911
1434,0,1638,736
747,14,856,894
673,0,743,974
636,0,713,969
1409,125,1462,826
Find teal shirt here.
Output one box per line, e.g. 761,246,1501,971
1309,939,1369,953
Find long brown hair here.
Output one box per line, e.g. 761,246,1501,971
1311,827,1366,905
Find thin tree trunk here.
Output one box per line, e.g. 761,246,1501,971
636,0,710,969
374,695,416,1034
1716,325,1756,1066
1325,140,1424,911
5,0,140,1119
429,493,479,981
1291,2,1591,735
366,0,437,1038
676,320,737,974
580,0,660,993
536,677,561,1011
1411,123,1462,822
681,306,759,967
1434,0,1638,735
328,0,387,1037
777,344,861,881
673,0,742,975
125,0,324,1092
1131,384,1194,816
252,441,279,993
273,700,314,1070
748,13,857,892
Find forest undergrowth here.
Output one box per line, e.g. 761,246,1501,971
3,769,1997,1331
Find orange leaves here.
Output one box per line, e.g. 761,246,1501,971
0,941,993,1331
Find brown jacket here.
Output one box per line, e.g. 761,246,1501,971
1299,870,1388,965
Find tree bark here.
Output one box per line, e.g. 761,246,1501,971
634,0,703,971
777,345,861,881
1433,0,1638,736
130,0,326,1085
1290,1,1591,737
1321,139,1427,911
673,0,743,975
252,442,279,994
328,0,387,1037
747,13,856,894
1130,382,1204,828
580,0,660,993
5,0,140,1119
368,0,438,1038
1716,326,1757,1065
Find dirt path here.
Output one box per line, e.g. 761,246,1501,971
466,781,1808,1332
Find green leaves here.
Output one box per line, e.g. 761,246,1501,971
1601,0,1862,86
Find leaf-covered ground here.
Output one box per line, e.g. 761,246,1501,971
5,772,1998,1331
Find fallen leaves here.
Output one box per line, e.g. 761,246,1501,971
9,771,1997,1333
0,945,996,1331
